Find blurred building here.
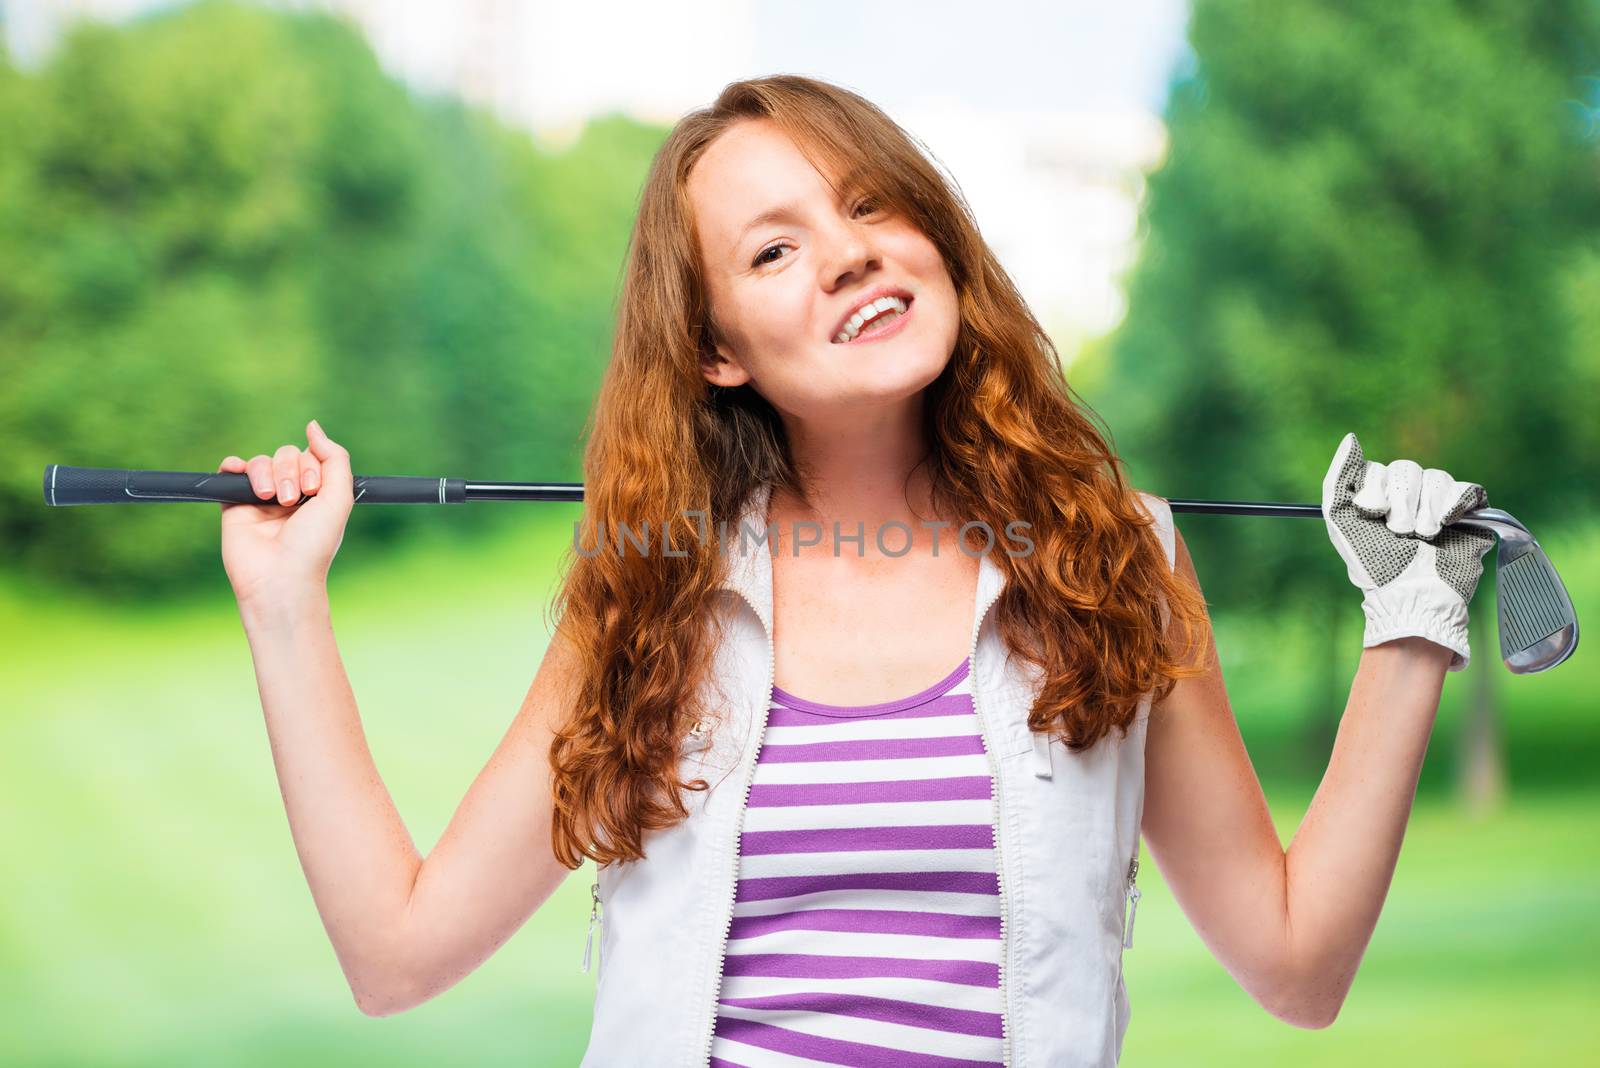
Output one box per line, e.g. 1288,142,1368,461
1,0,1184,359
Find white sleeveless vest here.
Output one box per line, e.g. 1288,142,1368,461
579,482,1177,1066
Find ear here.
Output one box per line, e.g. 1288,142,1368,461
699,335,753,389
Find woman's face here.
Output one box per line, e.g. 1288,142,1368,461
688,118,961,423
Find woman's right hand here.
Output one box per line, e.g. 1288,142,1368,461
218,419,355,610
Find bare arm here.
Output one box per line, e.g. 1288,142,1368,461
1141,525,1452,1029
385,613,584,1014
240,592,582,1016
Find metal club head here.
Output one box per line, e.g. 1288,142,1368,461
1453,508,1580,674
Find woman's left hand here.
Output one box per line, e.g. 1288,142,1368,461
1321,432,1497,672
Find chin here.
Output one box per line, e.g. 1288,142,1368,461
856,348,950,397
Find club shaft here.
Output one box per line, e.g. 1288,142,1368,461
43,465,1343,516
468,485,1330,517
470,485,1328,517
467,486,1329,517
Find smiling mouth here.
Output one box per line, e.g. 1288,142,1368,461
831,296,914,344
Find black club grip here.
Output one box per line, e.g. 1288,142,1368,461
43,466,466,506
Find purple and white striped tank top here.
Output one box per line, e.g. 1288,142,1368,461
709,655,1005,1068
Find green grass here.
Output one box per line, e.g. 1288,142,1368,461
1122,786,1600,1066
2,506,1596,1066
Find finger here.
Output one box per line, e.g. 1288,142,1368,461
297,447,322,495
1415,467,1460,538
1323,431,1363,504
1351,460,1389,517
273,444,303,505
304,419,351,498
1384,458,1424,535
246,455,277,499
1423,467,1487,532
218,456,246,512
1439,480,1487,528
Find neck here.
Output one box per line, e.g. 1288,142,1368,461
770,397,952,556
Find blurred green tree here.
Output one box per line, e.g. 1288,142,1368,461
1086,0,1600,806
0,0,663,598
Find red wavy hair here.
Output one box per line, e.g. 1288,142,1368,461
547,75,1211,869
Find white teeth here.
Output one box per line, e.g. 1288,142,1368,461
834,295,908,343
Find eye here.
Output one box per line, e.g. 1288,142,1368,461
853,196,880,217
753,242,788,267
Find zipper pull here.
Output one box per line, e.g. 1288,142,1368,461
581,880,602,973
1123,857,1141,949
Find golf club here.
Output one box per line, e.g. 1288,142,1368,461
42,464,1580,674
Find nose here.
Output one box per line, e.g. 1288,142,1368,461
821,219,882,291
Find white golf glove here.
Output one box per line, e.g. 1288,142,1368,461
1322,432,1496,672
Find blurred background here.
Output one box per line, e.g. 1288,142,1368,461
1,0,1596,1064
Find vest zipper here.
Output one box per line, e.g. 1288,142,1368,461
699,587,776,1066
581,878,602,974
967,578,1011,1066
696,565,1005,1063
1122,855,1141,950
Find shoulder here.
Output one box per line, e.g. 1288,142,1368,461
1131,489,1178,572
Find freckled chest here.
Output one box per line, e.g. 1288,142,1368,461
769,545,980,707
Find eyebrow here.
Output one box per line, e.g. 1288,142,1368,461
733,202,803,256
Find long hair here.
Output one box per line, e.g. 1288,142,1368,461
548,74,1211,870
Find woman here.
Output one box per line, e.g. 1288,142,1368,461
217,75,1495,1066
